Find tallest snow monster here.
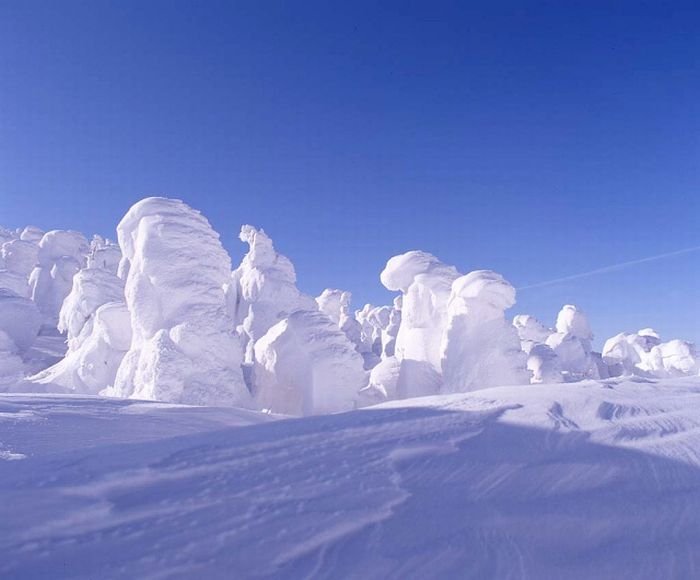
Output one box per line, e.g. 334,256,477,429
110,198,251,406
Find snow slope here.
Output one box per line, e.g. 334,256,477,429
2,377,700,579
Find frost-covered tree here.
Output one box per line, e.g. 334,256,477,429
229,225,317,362
253,309,367,415
109,197,251,406
441,270,529,392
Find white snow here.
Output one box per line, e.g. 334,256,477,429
253,309,367,415
29,230,89,326
441,270,529,392
3,377,700,578
107,197,251,407
230,225,317,362
1,196,700,577
0,196,697,410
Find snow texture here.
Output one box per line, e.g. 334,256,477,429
441,270,529,392
4,377,700,578
253,309,367,415
230,225,317,362
108,197,251,406
29,230,89,326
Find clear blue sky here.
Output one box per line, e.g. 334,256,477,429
1,0,698,346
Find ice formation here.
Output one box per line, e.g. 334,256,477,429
253,309,367,415
513,314,553,347
230,225,317,361
0,289,42,354
0,289,41,387
317,288,366,360
526,343,564,383
87,235,122,274
31,302,132,394
380,251,459,397
316,289,350,326
29,230,89,325
545,305,600,381
19,225,44,243
512,315,563,383
2,239,39,278
602,329,698,379
355,302,399,364
108,198,250,406
2,196,698,407
441,271,529,392
57,268,125,349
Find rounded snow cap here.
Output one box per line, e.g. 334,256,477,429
555,304,593,340
450,270,516,311
638,328,660,340
380,250,458,292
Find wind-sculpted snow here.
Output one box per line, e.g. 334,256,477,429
317,288,366,361
1,239,38,278
108,197,251,406
0,289,42,353
602,329,698,380
1,196,699,408
513,313,552,345
58,268,125,349
546,304,600,381
381,251,460,397
356,302,398,365
29,230,89,326
27,266,126,394
0,290,41,387
441,270,529,392
230,225,317,361
253,309,367,415
3,378,700,578
87,235,122,274
30,301,132,394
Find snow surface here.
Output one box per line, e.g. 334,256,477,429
3,377,700,578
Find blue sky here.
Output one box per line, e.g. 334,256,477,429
1,0,698,346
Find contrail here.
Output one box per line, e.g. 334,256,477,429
518,245,700,291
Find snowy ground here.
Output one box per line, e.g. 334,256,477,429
2,378,700,579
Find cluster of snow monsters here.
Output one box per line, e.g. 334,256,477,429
0,198,697,414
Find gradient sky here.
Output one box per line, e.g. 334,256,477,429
1,0,698,346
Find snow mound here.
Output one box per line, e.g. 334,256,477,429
58,268,125,349
253,309,367,416
29,301,132,394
